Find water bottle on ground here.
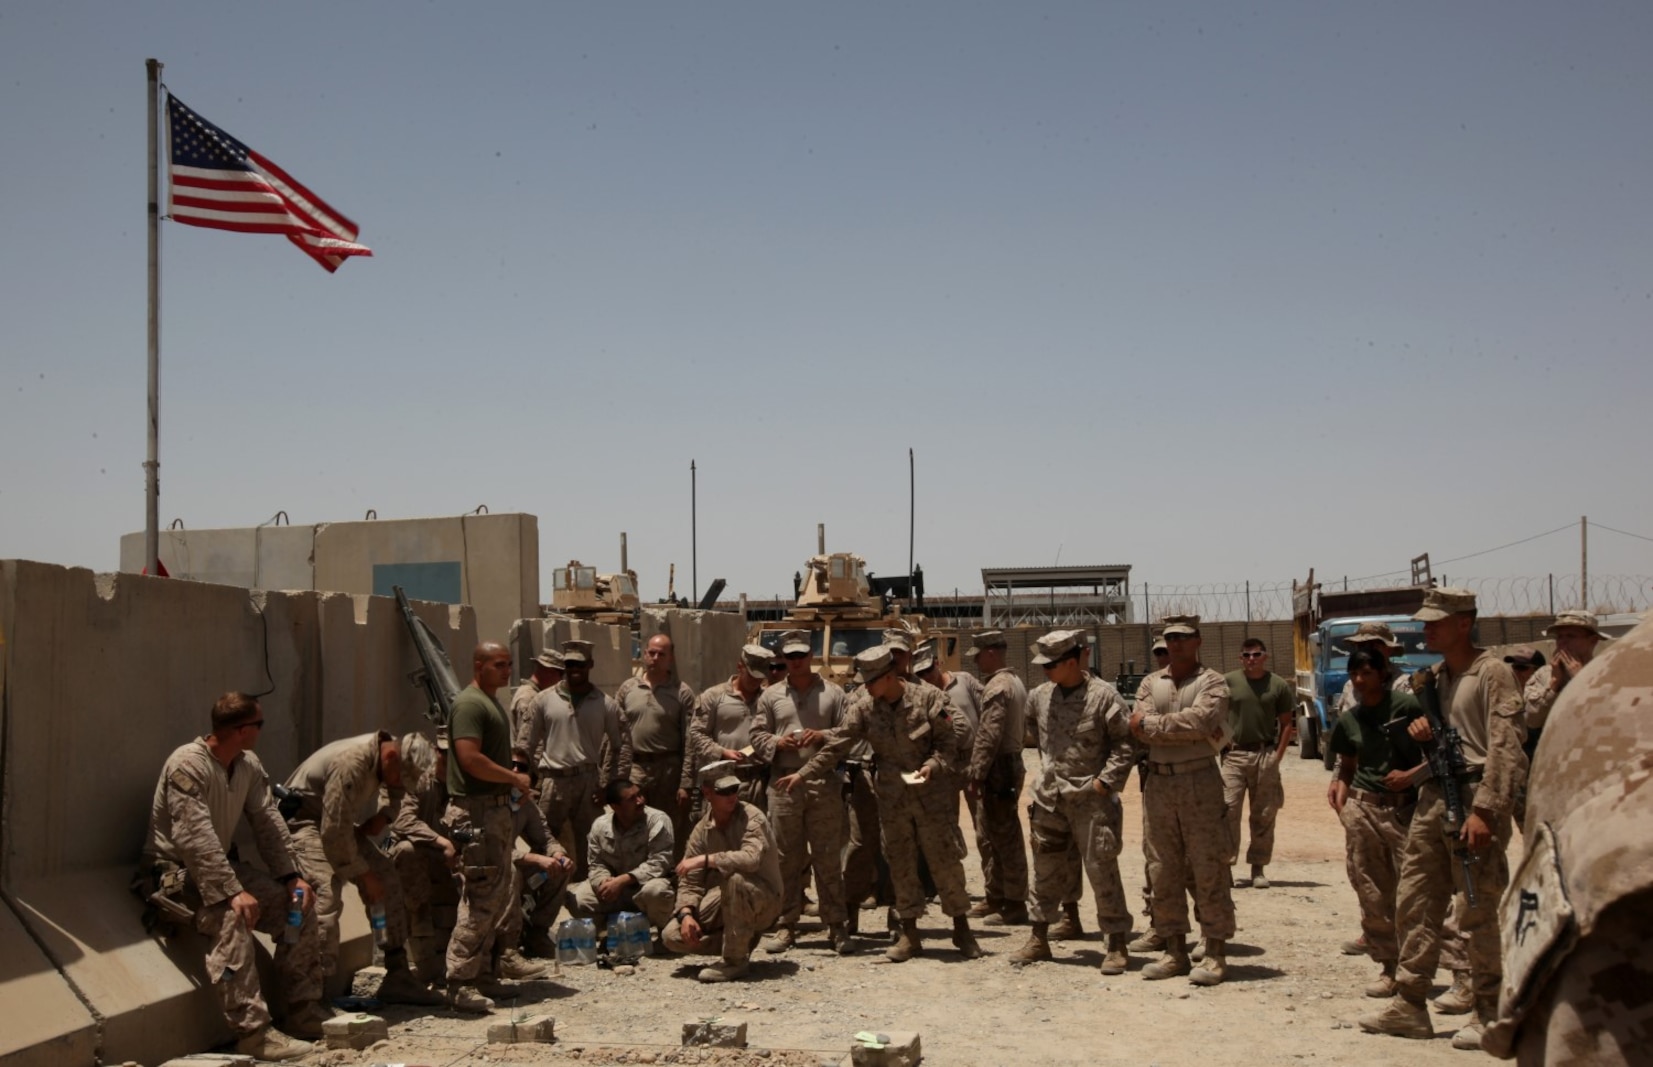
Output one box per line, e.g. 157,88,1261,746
556,919,580,967
605,918,624,959
627,912,653,959
369,901,388,947
575,917,598,965
283,886,305,945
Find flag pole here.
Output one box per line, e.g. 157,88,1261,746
145,58,162,574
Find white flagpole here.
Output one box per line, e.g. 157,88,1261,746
145,58,162,573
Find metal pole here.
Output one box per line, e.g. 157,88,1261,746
1548,573,1554,616
690,460,697,605
145,58,163,574
817,523,825,555
1245,579,1251,631
908,447,915,605
620,531,627,573
1580,515,1588,610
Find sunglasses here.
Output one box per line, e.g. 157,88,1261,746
1240,652,1266,660
783,651,811,660
767,662,786,672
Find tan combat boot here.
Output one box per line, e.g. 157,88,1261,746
761,924,796,954
493,947,548,981
886,918,922,962
1190,937,1226,986
829,921,854,956
995,902,1029,925
1128,928,1165,953
1358,995,1434,1039
1141,933,1191,980
967,898,1001,919
698,957,751,983
1100,933,1130,976
447,983,495,1013
1009,922,1053,964
1433,970,1474,1014
236,1026,315,1063
1048,902,1083,940
1190,937,1207,962
282,1001,333,1040
1450,997,1497,1051
1365,962,1398,999
951,915,983,959
378,956,449,1006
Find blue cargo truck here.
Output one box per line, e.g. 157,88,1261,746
1291,579,1441,762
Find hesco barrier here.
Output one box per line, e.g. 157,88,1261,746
0,560,474,1067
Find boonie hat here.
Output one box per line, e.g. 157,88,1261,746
1342,621,1403,650
1545,610,1606,639
779,629,812,655
854,646,897,685
1031,629,1082,665
561,639,595,664
534,647,565,670
964,630,1007,659
1413,587,1477,622
911,641,937,675
1160,614,1201,637
882,627,915,653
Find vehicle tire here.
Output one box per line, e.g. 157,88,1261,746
1297,709,1321,761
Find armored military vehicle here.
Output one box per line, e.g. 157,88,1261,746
550,560,640,625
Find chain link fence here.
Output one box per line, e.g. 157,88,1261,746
1134,574,1652,622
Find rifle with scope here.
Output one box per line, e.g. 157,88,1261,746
1383,670,1478,907
393,585,463,727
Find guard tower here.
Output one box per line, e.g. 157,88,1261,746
981,564,1132,627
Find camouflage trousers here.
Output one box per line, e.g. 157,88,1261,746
879,780,971,919
630,751,691,864
568,875,676,930
1221,748,1285,867
1337,792,1414,963
536,768,601,880
444,796,516,983
1394,781,1511,1007
1501,889,1653,1067
1142,758,1236,940
1441,895,1470,973
389,840,458,979
843,763,891,907
767,776,849,925
495,861,571,950
1028,792,1130,933
662,872,784,964
288,825,407,975
192,860,323,1036
973,757,1028,907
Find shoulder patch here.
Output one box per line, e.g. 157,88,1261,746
169,769,202,797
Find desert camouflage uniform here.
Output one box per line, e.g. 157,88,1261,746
283,731,406,973
445,684,519,984
1484,616,1653,1064
967,666,1029,911
689,677,768,809
754,675,849,926
495,794,571,951
663,802,785,964
389,767,456,976
617,674,697,862
567,805,676,930
805,681,969,919
1026,673,1139,932
1133,667,1237,940
1393,652,1527,1022
142,739,322,1036
509,678,544,755
517,682,627,879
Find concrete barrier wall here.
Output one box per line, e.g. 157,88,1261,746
638,609,751,694
0,560,475,1067
509,616,634,695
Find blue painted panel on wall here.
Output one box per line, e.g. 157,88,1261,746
373,561,462,604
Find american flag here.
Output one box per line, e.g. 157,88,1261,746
166,93,372,272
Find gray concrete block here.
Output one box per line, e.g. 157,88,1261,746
486,1015,556,1044
682,1018,748,1047
158,1056,255,1067
850,1031,921,1067
321,1013,389,1050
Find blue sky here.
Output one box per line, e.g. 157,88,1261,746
2,2,1650,609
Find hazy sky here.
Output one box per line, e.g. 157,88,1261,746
3,2,1650,610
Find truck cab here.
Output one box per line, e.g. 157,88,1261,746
1298,615,1440,760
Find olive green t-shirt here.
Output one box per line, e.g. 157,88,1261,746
1328,690,1423,794
447,684,513,797
1222,670,1296,746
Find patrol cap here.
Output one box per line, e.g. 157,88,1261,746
911,641,937,675
1031,629,1082,665
882,627,914,653
1503,645,1546,668
1151,637,1169,654
740,643,774,675
1413,587,1477,622
1545,609,1606,639
698,760,741,792
534,646,565,670
779,629,812,655
1160,614,1201,637
854,646,897,685
963,630,1007,659
1342,620,1402,650
561,639,595,664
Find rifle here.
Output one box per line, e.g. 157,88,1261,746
393,585,463,727
270,782,303,822
1385,670,1478,907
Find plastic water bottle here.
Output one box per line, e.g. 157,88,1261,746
628,912,653,959
509,787,523,812
283,887,305,944
605,920,625,959
555,919,579,967
528,870,548,891
574,917,598,964
369,901,389,947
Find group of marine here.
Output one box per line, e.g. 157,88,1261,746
135,586,1635,1063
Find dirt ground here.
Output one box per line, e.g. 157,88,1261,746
312,753,1488,1067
